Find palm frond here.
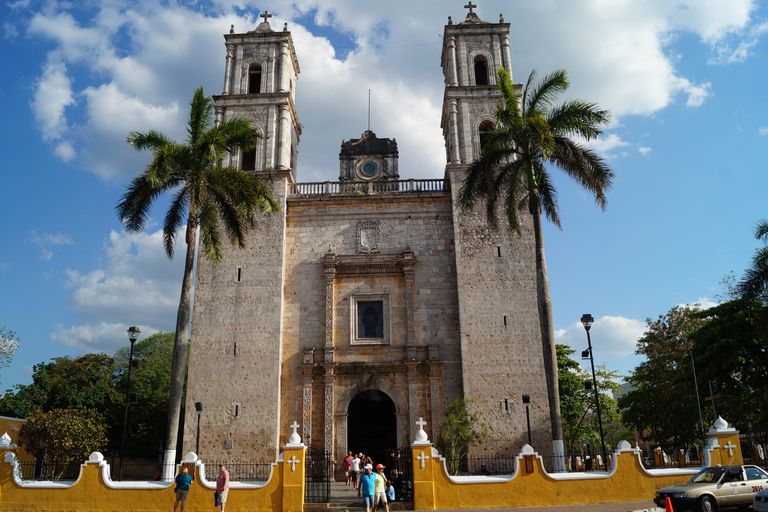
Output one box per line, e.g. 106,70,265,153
162,187,190,259
535,163,560,228
187,87,214,146
198,200,223,262
525,69,569,116
755,220,768,242
116,175,167,232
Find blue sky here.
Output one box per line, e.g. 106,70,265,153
0,0,767,393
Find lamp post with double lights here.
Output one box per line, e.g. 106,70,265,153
119,326,141,481
580,314,606,468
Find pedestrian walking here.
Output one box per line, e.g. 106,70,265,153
173,467,192,512
343,451,353,486
216,464,230,512
359,464,377,512
373,464,389,512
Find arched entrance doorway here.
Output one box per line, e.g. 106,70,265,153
347,390,397,465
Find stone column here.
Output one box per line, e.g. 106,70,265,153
323,252,336,357
403,251,416,347
279,41,291,93
223,44,235,95
406,363,420,441
234,45,244,94
302,373,313,447
214,106,224,127
278,104,291,170
492,35,503,83
501,33,512,77
324,370,335,457
447,99,461,164
447,36,458,86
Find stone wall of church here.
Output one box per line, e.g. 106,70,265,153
183,176,290,462
448,167,554,458
279,193,464,456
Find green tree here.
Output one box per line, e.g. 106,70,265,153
690,298,768,428
0,321,20,387
738,219,768,302
557,345,624,463
459,68,613,456
19,408,108,479
117,87,278,472
436,399,490,475
113,331,174,458
0,354,119,419
619,306,707,450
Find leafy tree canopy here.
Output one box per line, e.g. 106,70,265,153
436,398,490,474
619,306,708,450
557,345,625,460
0,321,20,388
19,408,108,479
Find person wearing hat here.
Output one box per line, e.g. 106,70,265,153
359,463,377,512
373,463,389,512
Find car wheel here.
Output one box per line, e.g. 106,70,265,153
699,496,717,512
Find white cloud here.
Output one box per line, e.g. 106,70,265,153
677,297,718,310
639,147,652,155
555,315,647,359
590,134,630,155
30,59,74,142
25,231,73,260
57,228,185,352
51,322,159,353
759,127,768,136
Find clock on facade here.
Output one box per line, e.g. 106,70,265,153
360,160,378,178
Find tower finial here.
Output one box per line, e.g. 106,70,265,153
464,2,477,14
260,11,272,22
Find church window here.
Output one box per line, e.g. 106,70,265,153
234,342,238,355
503,315,507,326
474,56,489,86
241,136,259,171
237,268,241,281
248,64,262,94
479,121,495,151
497,246,501,257
350,294,390,345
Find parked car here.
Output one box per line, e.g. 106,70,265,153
654,465,768,512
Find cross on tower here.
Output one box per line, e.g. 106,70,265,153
464,2,477,14
260,11,272,22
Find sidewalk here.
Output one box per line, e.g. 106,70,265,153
438,504,662,512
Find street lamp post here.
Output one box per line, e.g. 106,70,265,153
522,395,532,446
119,326,141,481
195,402,203,456
581,314,607,469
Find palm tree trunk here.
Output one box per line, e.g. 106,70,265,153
161,218,196,480
530,193,565,470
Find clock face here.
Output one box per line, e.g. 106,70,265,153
360,160,378,177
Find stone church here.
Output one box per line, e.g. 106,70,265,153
184,5,555,465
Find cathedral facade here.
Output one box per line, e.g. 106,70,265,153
183,6,555,465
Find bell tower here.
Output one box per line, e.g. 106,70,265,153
214,11,301,181
440,3,512,166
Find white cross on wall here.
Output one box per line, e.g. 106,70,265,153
724,441,736,457
288,455,301,471
417,451,430,469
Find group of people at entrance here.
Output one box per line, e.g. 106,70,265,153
343,452,395,512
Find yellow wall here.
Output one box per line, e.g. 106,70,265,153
0,416,34,464
0,447,306,512
411,444,698,510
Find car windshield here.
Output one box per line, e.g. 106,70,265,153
690,467,726,484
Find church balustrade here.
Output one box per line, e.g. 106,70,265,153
289,178,447,197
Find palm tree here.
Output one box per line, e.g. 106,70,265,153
459,68,613,467
738,219,768,301
116,86,278,477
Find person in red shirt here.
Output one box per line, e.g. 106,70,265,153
343,451,354,486
216,464,230,512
